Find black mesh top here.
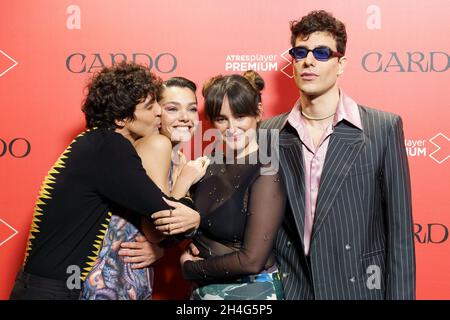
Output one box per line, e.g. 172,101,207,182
183,153,286,282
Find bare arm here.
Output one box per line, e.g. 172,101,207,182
134,135,204,241
135,134,173,243
135,134,172,194
171,155,210,199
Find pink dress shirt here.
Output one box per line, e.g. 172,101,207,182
287,91,363,255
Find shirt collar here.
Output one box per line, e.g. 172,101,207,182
286,89,363,131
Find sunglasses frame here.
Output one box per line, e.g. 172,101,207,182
288,46,344,61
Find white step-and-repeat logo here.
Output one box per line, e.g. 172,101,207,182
0,50,18,77
406,133,449,164
0,218,18,247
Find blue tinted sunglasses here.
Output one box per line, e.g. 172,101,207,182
288,46,344,61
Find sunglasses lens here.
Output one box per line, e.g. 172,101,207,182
290,46,338,61
313,47,332,60
290,47,308,60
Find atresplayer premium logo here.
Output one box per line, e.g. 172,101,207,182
0,138,31,158
362,51,449,72
405,133,449,164
224,48,293,77
224,54,278,72
66,52,177,73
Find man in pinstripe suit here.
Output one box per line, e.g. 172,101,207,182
260,10,415,299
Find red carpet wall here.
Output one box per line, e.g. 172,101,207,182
1,0,449,299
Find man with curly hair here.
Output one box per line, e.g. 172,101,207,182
261,10,415,299
10,62,200,300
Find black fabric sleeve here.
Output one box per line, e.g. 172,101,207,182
160,196,199,246
176,195,197,211
182,170,286,281
95,133,171,216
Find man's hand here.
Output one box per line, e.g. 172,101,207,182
152,198,200,235
119,235,164,269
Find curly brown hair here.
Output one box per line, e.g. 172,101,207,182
290,10,347,55
82,61,162,129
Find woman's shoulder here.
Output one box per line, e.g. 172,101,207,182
135,134,172,153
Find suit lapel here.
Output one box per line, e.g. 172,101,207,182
279,125,306,250
311,121,365,241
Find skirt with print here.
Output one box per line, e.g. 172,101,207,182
80,214,153,300
190,267,284,300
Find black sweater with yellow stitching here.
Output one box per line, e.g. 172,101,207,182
23,128,170,281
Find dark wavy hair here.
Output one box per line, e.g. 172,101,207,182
163,76,197,94
82,61,162,129
202,70,264,122
290,10,347,55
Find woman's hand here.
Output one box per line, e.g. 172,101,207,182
179,156,210,185
152,198,200,235
180,242,203,266
119,235,164,269
171,156,210,199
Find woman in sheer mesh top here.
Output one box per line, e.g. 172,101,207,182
178,71,286,299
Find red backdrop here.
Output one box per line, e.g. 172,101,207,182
1,0,449,299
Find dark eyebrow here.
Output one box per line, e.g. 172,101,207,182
295,45,329,49
163,101,198,106
144,98,154,107
163,101,181,105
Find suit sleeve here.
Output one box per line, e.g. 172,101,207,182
382,115,416,299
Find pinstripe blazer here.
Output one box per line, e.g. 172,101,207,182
260,105,415,300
